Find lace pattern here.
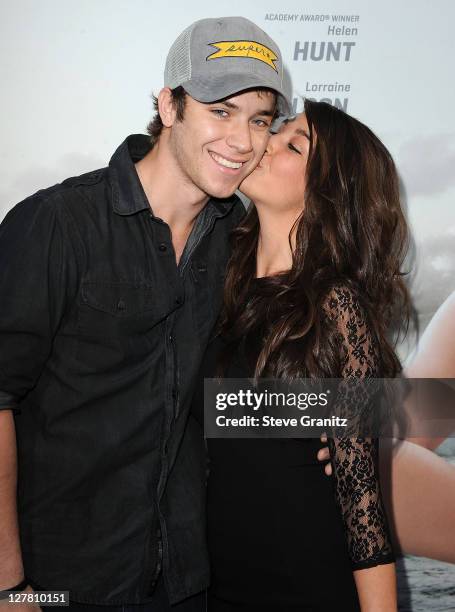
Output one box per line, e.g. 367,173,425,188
325,287,395,570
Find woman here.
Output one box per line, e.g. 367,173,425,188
192,100,409,611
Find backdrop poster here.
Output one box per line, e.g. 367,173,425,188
1,1,454,610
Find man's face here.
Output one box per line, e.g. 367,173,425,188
168,90,276,199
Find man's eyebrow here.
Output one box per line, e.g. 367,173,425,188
256,109,275,117
220,100,238,110
216,100,275,117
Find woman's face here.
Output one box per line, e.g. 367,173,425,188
240,113,311,213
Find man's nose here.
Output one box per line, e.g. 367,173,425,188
226,121,253,154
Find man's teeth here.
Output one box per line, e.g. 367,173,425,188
210,152,243,169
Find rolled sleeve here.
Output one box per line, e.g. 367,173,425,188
0,193,76,403
0,389,20,412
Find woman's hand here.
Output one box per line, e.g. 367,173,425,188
317,433,332,475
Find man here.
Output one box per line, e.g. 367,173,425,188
0,16,291,612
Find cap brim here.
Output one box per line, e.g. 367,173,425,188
182,73,292,116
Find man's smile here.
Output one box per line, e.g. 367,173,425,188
209,151,247,170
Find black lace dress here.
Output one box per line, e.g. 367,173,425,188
191,283,394,611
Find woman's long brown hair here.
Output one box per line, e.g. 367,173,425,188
217,99,410,380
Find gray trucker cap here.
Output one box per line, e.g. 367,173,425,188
164,16,292,115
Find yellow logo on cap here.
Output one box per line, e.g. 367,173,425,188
207,40,278,72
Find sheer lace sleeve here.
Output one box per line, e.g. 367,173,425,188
325,287,395,570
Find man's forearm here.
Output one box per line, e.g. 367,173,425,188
353,563,397,612
0,410,24,589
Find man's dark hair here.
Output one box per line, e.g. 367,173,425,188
146,86,187,145
146,86,279,146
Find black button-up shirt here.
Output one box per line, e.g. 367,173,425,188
0,135,245,604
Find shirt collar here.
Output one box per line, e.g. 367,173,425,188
109,134,152,216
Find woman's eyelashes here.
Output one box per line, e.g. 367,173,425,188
288,142,302,154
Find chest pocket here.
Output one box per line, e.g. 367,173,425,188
78,281,165,336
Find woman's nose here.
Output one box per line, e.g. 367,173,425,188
264,133,279,155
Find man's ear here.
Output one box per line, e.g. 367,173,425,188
157,87,177,128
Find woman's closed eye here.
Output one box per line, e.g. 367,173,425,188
288,142,302,154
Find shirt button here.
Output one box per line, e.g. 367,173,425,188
117,299,126,311
158,243,167,252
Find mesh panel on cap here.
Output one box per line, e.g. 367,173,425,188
164,23,194,88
